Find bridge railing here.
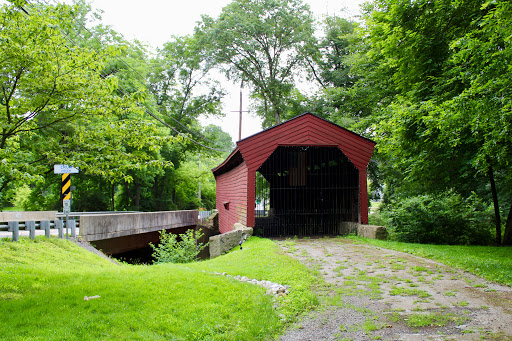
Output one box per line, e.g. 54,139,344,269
198,211,212,223
0,218,79,241
2,210,203,242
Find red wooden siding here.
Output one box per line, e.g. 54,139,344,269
214,160,248,233
213,113,376,232
237,114,375,171
237,114,375,227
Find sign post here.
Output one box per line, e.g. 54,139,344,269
54,165,79,239
63,199,71,238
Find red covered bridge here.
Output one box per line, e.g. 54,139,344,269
212,113,376,237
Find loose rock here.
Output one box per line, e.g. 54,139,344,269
213,272,291,296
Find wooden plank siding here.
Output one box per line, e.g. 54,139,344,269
214,160,248,233
213,113,376,232
238,119,374,171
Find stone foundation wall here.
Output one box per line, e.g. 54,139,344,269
338,221,359,235
196,210,220,259
357,224,387,240
209,226,253,258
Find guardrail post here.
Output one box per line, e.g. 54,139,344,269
69,219,76,238
26,221,36,240
8,221,19,242
40,220,50,238
55,219,63,239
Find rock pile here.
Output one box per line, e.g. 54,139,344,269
213,272,291,296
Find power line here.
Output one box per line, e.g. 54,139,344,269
23,0,231,153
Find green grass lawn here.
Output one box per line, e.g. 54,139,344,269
354,237,512,287
189,237,320,318
0,236,319,340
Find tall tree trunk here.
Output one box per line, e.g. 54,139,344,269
503,202,512,246
274,109,280,125
487,162,501,245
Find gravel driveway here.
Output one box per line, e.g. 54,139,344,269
277,237,512,341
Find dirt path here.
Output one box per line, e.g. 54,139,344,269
277,238,512,341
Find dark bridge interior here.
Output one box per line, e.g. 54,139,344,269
255,146,359,237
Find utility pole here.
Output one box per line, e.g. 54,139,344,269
239,80,243,141
231,81,249,141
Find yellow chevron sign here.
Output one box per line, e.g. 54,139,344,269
61,173,71,200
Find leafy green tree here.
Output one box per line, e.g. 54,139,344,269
145,125,232,212
355,0,512,244
149,35,224,130
290,16,376,127
431,0,512,244
0,2,169,205
315,16,359,89
0,2,109,191
196,0,315,126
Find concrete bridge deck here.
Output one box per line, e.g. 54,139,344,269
1,210,199,255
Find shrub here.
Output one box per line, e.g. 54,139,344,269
368,209,387,226
384,191,493,245
150,229,208,263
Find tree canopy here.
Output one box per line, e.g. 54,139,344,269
2,0,511,246
196,0,315,126
0,2,162,189
1,0,230,211
356,0,512,244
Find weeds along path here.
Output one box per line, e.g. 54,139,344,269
277,238,512,341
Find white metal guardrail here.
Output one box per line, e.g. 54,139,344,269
0,219,78,241
198,211,211,223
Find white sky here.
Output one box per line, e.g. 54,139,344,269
91,0,364,49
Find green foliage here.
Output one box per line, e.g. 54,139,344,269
0,237,283,340
317,16,358,89
196,0,316,126
149,35,225,128
347,0,512,244
10,184,31,210
150,229,207,264
0,1,231,213
385,191,493,245
0,236,319,340
0,1,173,205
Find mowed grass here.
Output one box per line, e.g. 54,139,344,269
0,236,319,340
354,237,512,286
190,237,320,318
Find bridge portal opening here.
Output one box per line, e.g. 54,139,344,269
254,146,359,237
